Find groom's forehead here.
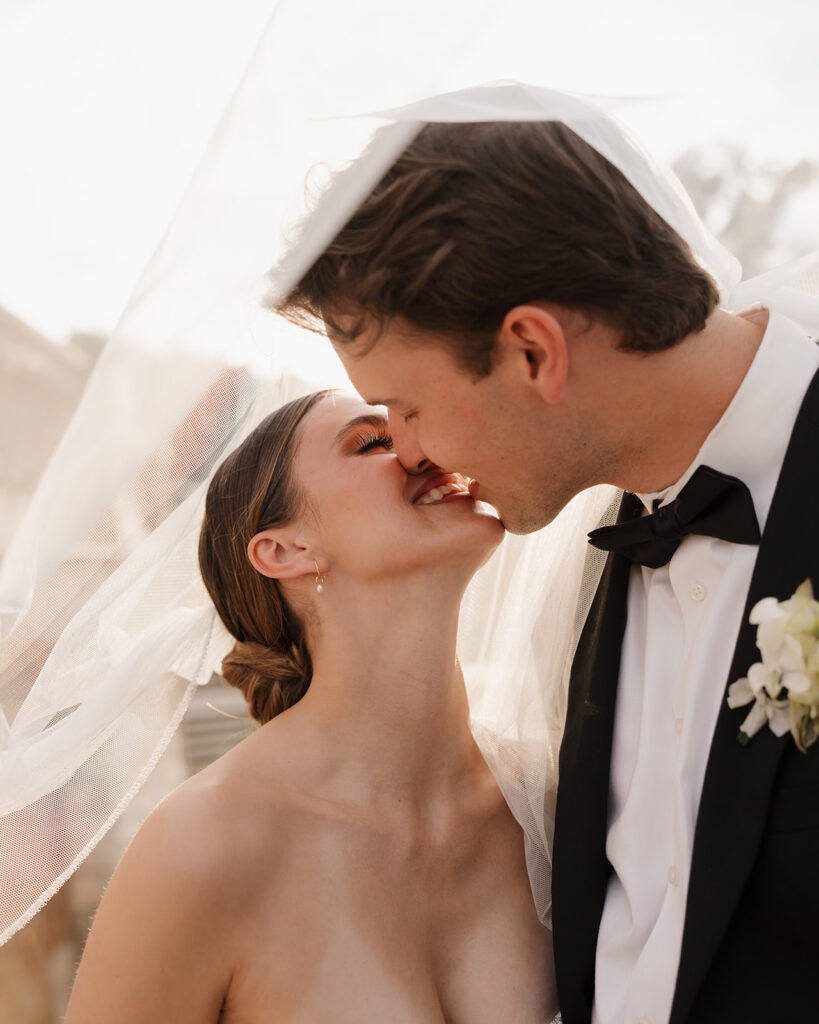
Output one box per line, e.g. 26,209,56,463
328,310,425,354
336,328,471,399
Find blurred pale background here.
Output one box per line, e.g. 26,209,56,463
1,0,817,1019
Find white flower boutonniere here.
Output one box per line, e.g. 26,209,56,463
727,579,819,751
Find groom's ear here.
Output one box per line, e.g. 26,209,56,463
498,304,568,404
247,529,317,581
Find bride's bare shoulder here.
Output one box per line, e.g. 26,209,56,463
64,730,292,1022
64,725,320,1023
150,721,321,871
104,751,281,937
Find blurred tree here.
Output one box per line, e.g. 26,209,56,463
673,146,819,278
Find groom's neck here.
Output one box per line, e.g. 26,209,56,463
598,308,767,496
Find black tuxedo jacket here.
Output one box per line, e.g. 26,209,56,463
552,366,819,1023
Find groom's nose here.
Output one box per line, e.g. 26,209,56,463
388,411,433,474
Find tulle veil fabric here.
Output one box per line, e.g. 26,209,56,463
3,0,819,945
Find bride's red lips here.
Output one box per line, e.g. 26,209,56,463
410,472,470,504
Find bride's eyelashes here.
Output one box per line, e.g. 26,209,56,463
354,428,394,453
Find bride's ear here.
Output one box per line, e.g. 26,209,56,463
247,529,317,581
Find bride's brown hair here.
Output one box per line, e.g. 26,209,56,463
198,390,332,724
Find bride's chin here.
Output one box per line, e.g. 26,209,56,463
449,515,506,562
476,500,504,528
470,502,505,537
407,520,502,574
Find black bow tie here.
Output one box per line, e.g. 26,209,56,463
588,465,761,569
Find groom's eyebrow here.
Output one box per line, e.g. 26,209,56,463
333,412,390,446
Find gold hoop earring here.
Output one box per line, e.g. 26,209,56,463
313,560,325,594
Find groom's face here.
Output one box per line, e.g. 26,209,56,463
332,320,583,534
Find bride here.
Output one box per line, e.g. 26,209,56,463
63,389,559,1023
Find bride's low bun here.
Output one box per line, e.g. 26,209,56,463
221,637,311,725
199,391,332,726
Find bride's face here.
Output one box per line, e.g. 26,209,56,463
293,393,504,583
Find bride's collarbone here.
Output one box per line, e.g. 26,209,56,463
233,779,523,912
209,731,516,873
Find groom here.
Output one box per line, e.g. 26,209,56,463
277,119,819,1022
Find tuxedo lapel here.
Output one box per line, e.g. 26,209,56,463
553,491,641,1023
670,366,819,1024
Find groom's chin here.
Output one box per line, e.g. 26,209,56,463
495,502,562,536
470,482,553,535
500,518,546,536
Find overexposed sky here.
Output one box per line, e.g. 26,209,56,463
1,0,817,342
0,0,273,340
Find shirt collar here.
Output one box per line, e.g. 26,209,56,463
637,311,819,530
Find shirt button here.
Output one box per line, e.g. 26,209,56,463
689,581,707,602
674,717,683,736
668,865,680,887
636,1018,652,1024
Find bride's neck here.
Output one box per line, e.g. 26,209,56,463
290,572,483,802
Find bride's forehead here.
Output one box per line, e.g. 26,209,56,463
310,392,383,430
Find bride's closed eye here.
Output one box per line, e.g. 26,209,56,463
354,428,394,453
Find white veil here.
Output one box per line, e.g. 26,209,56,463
3,2,819,944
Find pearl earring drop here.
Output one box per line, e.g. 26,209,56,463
314,560,325,594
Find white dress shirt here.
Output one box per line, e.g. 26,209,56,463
592,312,819,1024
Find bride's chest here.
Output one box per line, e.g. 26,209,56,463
220,833,552,1023
222,932,549,1024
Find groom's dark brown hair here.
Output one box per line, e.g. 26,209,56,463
276,120,719,377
